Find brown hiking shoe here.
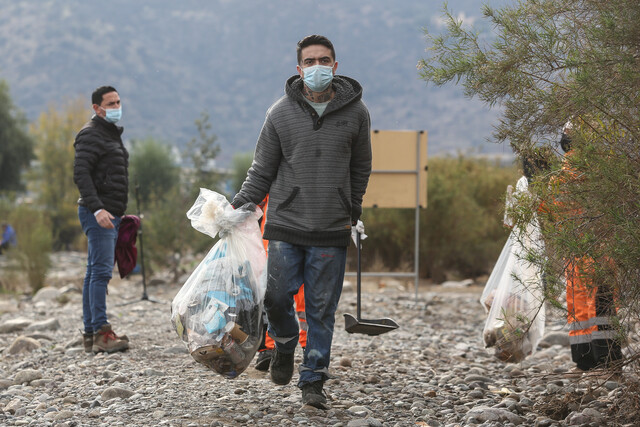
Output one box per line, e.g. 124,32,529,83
82,332,93,353
92,324,129,353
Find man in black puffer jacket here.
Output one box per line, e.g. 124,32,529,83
73,85,129,354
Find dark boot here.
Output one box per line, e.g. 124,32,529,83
255,349,272,372
269,349,294,385
301,380,327,409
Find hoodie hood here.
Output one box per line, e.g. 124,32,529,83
285,74,363,115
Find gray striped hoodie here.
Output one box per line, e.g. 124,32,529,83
232,74,372,247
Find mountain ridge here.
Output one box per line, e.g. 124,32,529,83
0,0,512,166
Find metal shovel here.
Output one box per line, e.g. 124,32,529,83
344,232,399,336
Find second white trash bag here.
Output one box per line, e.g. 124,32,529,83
481,176,546,363
170,188,267,379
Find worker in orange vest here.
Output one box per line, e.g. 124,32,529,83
254,195,307,371
556,126,622,371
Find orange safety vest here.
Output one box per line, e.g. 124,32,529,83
259,195,307,349
555,156,620,369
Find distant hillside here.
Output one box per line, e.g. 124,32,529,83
0,0,512,166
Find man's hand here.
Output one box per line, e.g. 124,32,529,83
96,210,116,229
351,220,367,246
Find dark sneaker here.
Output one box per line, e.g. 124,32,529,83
92,324,129,354
255,350,272,372
301,380,327,409
82,332,93,353
269,349,294,385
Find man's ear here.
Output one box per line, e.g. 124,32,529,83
92,104,103,117
332,61,338,74
296,64,304,78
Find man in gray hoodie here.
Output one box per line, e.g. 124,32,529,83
232,35,371,409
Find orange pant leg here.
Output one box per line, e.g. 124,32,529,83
567,259,598,340
264,284,306,350
295,284,307,348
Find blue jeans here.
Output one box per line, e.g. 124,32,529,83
265,241,347,387
78,206,121,334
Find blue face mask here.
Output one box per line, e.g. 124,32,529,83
102,107,122,124
302,64,334,92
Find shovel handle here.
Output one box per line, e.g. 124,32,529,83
356,231,362,320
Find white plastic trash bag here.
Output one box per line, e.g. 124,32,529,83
481,177,546,363
171,188,267,378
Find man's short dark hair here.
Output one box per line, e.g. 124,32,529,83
92,86,118,106
522,152,550,183
297,35,335,65
559,132,572,153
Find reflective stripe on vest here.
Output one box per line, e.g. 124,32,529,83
569,329,618,344
568,316,616,331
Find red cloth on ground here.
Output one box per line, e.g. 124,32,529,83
115,215,140,278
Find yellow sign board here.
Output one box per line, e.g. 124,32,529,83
362,130,428,208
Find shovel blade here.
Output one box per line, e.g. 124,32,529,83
344,313,399,336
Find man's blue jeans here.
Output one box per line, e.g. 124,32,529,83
78,206,121,334
265,241,347,387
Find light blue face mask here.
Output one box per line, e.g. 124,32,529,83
302,64,334,92
102,107,122,124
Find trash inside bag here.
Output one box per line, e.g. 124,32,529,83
171,189,267,379
481,177,546,363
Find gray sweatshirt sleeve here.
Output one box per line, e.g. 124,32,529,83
349,105,372,222
231,113,281,208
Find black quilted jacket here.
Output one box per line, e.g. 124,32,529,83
73,115,129,217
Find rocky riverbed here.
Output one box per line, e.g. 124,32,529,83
0,252,638,426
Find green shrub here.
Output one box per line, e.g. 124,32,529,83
5,205,52,293
142,186,212,281
422,155,519,281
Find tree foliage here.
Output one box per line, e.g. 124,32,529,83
127,137,181,276
28,97,87,249
419,0,639,155
128,137,180,206
182,111,223,200
0,79,34,193
421,155,518,281
3,204,53,293
230,151,254,194
420,0,640,394
126,114,220,280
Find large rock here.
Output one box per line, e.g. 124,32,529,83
0,299,18,314
465,406,524,425
441,279,474,288
5,336,41,355
25,318,61,332
101,386,135,400
32,286,60,303
539,331,570,347
3,398,24,414
13,368,43,385
0,317,32,333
